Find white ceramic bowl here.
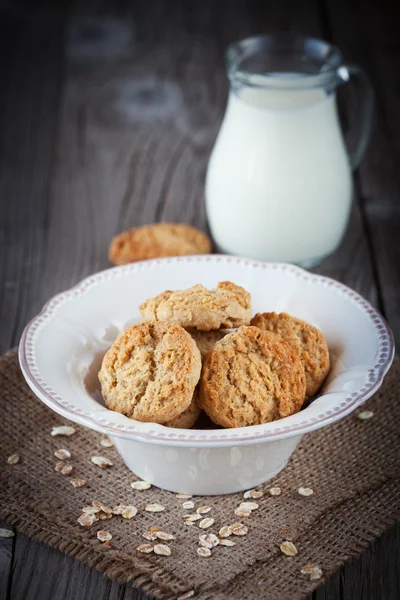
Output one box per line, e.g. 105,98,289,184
19,256,394,495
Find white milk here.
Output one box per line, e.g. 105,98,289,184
205,83,352,266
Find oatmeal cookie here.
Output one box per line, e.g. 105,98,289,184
199,326,306,428
140,282,252,331
165,388,201,429
109,223,211,265
99,321,201,423
250,312,330,398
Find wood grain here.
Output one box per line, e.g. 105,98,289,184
0,10,65,354
0,522,13,600
0,1,399,599
324,0,400,341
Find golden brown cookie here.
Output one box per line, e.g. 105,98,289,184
99,321,201,424
250,312,330,398
199,326,306,428
164,389,201,429
188,329,228,358
109,223,211,265
140,281,252,331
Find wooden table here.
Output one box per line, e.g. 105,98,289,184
1,1,399,598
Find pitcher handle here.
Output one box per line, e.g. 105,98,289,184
337,64,374,171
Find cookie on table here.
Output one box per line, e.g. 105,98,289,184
199,326,306,428
250,312,330,398
188,329,228,358
109,223,211,265
165,389,201,429
140,281,252,331
99,321,201,424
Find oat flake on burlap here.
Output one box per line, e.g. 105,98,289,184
0,349,399,600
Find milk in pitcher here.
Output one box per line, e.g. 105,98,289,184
205,80,353,266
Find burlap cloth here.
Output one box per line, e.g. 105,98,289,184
1,349,399,600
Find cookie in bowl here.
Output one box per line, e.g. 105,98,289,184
99,321,201,424
251,312,330,398
199,326,307,428
139,281,252,331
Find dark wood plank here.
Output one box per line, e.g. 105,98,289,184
9,533,146,600
313,524,400,600
324,0,400,342
0,522,14,600
1,1,398,600
0,8,65,354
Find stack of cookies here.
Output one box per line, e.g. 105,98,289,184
98,282,330,429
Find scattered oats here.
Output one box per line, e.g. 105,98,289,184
82,506,101,514
240,502,259,510
54,449,71,460
298,487,314,497
301,564,323,580
176,493,192,499
92,501,113,514
154,544,171,556
197,547,211,557
280,541,298,556
100,437,114,448
230,522,248,536
219,538,236,547
91,456,113,468
177,591,195,600
219,526,232,538
199,517,214,529
0,529,14,538
7,454,20,465
97,530,112,542
55,461,65,472
269,487,282,496
184,513,202,522
60,463,73,476
357,410,374,420
234,507,252,518
78,513,97,527
122,505,138,519
182,501,195,509
156,531,175,541
145,504,165,513
310,567,323,580
131,480,152,490
71,477,86,488
103,540,112,549
199,533,219,548
113,504,137,519
51,425,76,437
196,505,212,515
250,490,263,499
143,528,159,541
244,489,263,499
137,543,154,553
98,512,113,520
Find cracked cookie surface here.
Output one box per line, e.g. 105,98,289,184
251,312,330,399
199,326,306,428
99,321,201,423
165,388,201,428
140,281,251,331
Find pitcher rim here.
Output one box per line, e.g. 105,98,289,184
226,33,345,91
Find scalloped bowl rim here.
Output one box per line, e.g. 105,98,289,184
19,256,395,447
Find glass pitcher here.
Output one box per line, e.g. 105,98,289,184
205,34,373,267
